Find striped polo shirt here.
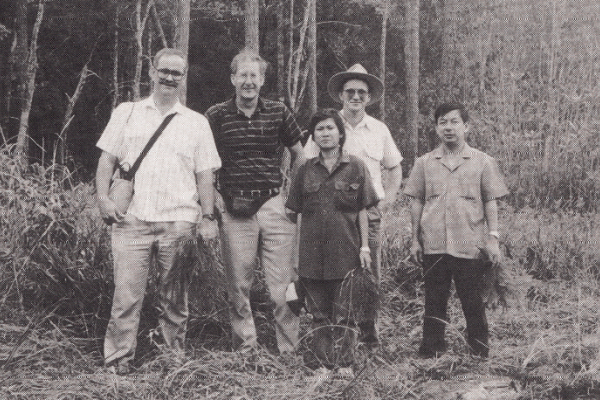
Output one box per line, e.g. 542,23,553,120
205,97,303,191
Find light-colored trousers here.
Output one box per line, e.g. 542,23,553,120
220,194,299,353
104,214,195,366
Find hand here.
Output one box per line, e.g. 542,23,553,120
360,248,372,269
199,218,219,241
410,240,423,266
98,197,124,225
485,235,501,265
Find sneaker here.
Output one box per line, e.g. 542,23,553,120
335,367,354,379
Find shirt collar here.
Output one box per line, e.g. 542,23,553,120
312,150,350,166
225,96,266,115
432,143,474,159
144,95,184,115
339,110,372,130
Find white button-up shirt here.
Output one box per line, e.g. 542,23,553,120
97,96,222,222
304,113,402,200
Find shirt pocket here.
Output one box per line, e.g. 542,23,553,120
425,177,445,201
334,181,361,212
303,181,321,213
459,171,481,202
363,137,384,162
459,173,484,230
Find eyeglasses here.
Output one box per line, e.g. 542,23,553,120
343,88,369,99
157,68,185,80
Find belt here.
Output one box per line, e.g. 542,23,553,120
224,187,280,198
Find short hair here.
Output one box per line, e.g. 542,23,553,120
152,48,187,69
308,108,346,149
230,48,268,76
434,102,469,124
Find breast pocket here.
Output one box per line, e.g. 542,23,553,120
334,181,360,212
303,181,321,213
425,177,445,201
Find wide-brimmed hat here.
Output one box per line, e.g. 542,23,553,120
327,63,384,105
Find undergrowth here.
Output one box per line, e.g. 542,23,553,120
2,144,600,399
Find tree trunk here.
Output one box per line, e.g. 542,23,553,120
379,0,388,121
289,0,310,112
8,0,28,141
15,0,45,165
306,0,317,116
245,0,260,51
133,0,152,101
276,0,286,101
286,0,294,105
405,0,420,160
441,0,458,96
112,3,119,110
59,61,91,165
151,1,169,48
174,0,191,104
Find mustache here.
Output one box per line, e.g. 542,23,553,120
158,78,178,88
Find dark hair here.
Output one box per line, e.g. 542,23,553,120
153,48,187,69
308,108,346,149
434,102,469,124
231,48,268,76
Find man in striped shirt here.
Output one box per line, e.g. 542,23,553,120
205,49,304,355
96,48,222,374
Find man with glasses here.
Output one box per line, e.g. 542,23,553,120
205,49,304,356
305,64,403,348
96,48,221,374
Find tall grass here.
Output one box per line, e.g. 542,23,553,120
3,142,600,398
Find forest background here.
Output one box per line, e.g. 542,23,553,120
2,0,600,399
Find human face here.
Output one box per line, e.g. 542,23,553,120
150,54,186,97
231,60,264,101
339,79,370,113
313,118,341,151
436,109,469,148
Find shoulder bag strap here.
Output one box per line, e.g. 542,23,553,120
123,112,177,181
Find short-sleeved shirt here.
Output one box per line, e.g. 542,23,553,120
403,144,509,259
304,113,402,200
286,152,378,280
96,96,222,222
205,97,303,191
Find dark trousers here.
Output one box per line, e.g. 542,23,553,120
420,254,489,357
300,278,356,369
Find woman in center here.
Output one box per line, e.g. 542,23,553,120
286,108,378,379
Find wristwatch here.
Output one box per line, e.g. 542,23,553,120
202,213,216,221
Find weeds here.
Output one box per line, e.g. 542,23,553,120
2,142,600,398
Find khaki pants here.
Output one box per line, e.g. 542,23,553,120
220,194,299,354
104,214,195,366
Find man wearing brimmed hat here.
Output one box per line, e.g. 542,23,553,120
304,64,403,347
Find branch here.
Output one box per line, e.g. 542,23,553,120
151,1,168,47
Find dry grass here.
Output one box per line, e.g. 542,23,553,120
2,145,600,399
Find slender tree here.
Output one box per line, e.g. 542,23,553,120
306,0,317,115
405,0,419,159
379,0,388,121
15,0,45,165
173,0,191,104
245,0,260,51
276,0,286,101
